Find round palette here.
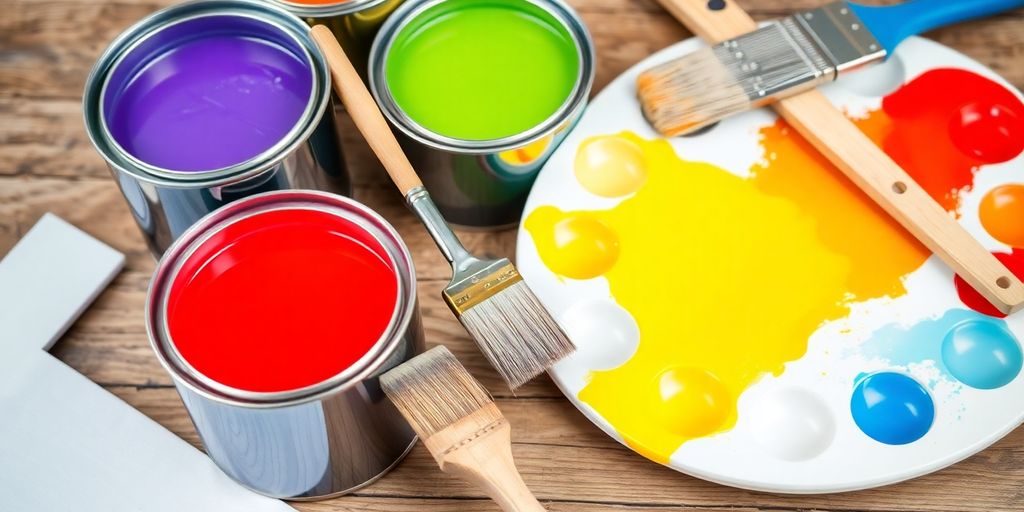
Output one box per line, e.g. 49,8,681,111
516,36,1024,493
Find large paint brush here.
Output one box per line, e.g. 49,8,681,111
638,0,1024,137
640,0,1024,316
311,25,574,389
381,346,545,512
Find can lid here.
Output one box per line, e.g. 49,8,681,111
146,190,419,407
83,0,332,187
368,0,596,154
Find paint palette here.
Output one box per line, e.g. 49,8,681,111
516,36,1024,493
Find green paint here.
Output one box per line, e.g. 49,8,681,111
385,0,580,141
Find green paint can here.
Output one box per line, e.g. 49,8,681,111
369,0,595,228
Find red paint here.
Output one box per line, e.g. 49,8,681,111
954,250,1024,319
167,208,399,393
879,68,1024,211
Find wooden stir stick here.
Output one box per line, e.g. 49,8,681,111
658,0,1024,315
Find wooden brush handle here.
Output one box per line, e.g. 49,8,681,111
428,421,546,512
310,25,423,196
656,0,1024,315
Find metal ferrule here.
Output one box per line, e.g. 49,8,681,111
405,187,518,313
716,0,885,106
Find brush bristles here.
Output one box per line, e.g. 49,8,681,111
637,47,750,137
381,346,493,438
637,20,834,137
458,281,574,389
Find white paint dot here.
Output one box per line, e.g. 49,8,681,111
749,388,836,461
560,299,639,370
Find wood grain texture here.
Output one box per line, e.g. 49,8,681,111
2,0,1023,510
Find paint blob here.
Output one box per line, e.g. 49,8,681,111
942,320,1023,389
524,207,620,280
860,308,1018,387
654,368,732,439
105,20,314,172
384,0,579,140
574,135,648,197
749,389,836,461
948,102,1024,163
850,372,934,445
880,68,1024,210
955,251,1024,318
526,68,1015,461
979,185,1024,248
167,208,398,393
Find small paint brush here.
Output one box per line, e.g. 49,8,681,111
311,25,574,389
638,0,1024,136
381,346,546,512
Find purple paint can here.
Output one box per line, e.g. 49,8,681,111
84,0,349,256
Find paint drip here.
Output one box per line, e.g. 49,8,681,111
525,68,1018,462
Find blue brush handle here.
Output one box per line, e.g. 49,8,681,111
847,0,1024,54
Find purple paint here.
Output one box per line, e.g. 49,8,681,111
103,16,314,172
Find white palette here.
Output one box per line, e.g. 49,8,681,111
517,38,1024,493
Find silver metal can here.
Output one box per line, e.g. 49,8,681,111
368,0,595,229
267,0,407,79
145,190,422,500
83,0,350,257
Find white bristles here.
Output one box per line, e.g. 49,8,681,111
381,346,493,438
458,281,574,390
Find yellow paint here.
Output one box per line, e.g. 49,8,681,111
524,207,620,280
574,135,648,197
525,123,931,463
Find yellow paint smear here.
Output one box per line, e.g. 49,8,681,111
525,121,929,463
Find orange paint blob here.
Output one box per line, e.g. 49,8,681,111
955,251,1024,319
752,118,929,301
980,184,1024,248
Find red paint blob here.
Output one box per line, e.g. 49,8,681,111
167,208,399,392
954,250,1024,319
949,102,1024,163
880,69,1024,211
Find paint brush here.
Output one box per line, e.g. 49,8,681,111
638,0,1024,137
380,346,546,512
644,0,1024,316
310,25,574,389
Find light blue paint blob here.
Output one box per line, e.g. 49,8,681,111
850,372,934,445
942,320,1022,389
860,309,1015,386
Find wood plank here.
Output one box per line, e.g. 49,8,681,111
112,386,1024,512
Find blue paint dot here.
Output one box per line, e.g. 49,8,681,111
851,372,934,445
941,320,1022,389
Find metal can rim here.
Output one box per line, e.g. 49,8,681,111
83,0,333,187
367,0,596,155
145,190,419,409
266,0,395,18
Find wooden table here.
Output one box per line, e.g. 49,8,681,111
3,0,1024,510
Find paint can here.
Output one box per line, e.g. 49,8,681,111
145,190,422,500
368,0,595,229
83,0,350,257
266,0,407,79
